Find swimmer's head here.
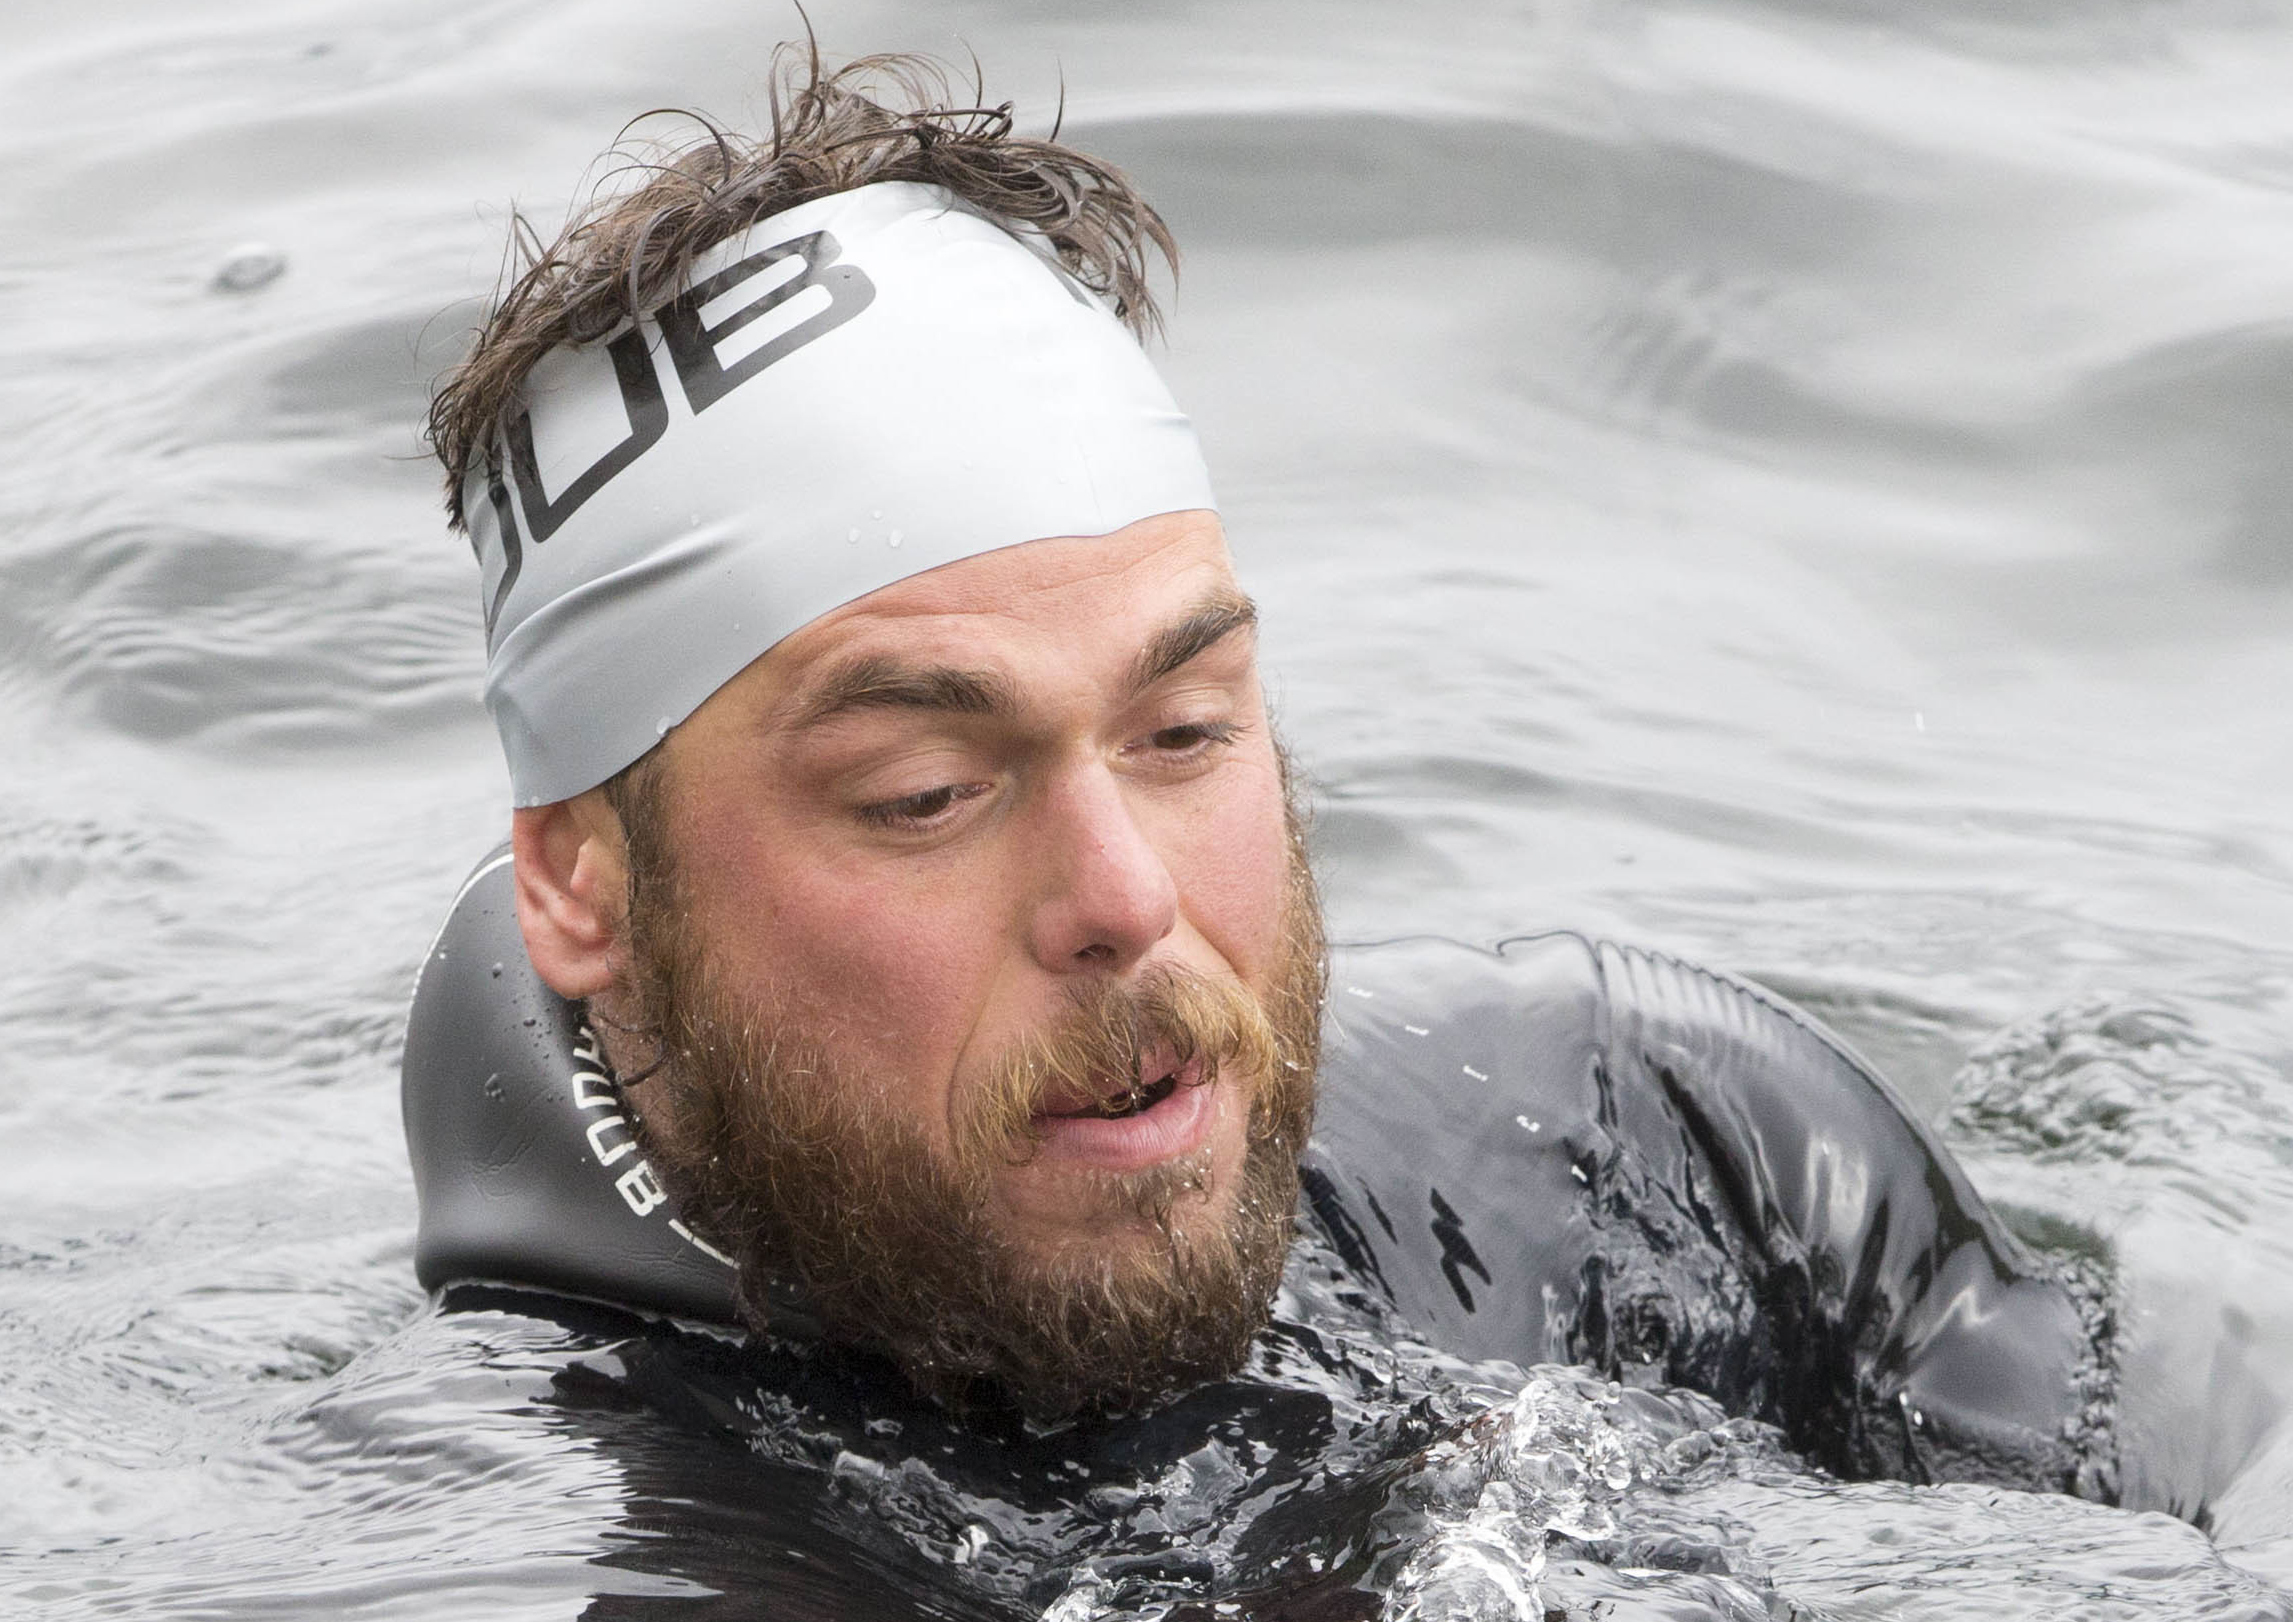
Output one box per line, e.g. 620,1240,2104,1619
428,49,1324,1418
428,50,1210,808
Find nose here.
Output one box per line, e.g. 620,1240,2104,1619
1026,765,1180,976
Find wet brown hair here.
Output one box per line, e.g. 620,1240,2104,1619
425,43,1178,529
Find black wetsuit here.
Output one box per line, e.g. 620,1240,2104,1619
404,852,2111,1505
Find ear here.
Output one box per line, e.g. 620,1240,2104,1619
511,790,631,1000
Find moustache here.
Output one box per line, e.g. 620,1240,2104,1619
952,964,1285,1171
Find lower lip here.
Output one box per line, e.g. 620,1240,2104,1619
1031,1055,1216,1172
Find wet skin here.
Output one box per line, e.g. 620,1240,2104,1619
510,509,1295,1266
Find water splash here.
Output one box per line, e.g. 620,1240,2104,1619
1378,1372,1793,1621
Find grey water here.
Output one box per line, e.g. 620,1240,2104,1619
4,0,2292,1616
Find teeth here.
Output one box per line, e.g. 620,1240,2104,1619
1091,1072,1177,1119
1050,1068,1183,1122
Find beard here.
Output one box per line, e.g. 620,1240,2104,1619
606,803,1327,1420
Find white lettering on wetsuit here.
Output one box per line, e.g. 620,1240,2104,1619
567,1024,735,1269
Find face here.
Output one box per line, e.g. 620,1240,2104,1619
583,510,1326,1413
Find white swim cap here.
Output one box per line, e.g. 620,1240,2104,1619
463,180,1217,807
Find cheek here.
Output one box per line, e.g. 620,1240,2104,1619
676,810,1004,1094
1167,757,1294,984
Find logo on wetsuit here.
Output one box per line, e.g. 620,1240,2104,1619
566,1024,736,1269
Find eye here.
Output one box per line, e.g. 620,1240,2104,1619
1138,718,1245,758
856,781,989,830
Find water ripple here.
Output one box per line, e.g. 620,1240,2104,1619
0,518,477,745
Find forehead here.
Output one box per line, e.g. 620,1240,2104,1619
730,509,1243,713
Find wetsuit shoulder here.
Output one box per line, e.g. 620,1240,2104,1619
1303,932,1622,1366
1305,933,2105,1492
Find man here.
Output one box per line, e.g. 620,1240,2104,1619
407,50,2111,1493
422,54,1322,1418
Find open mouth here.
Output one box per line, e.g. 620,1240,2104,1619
1024,1048,1218,1171
1036,1042,1199,1124
1045,1065,1183,1121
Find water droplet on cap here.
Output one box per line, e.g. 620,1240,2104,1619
212,242,286,293
888,530,903,548
656,717,672,737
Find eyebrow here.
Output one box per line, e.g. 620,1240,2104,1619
1128,590,1258,696
793,658,1017,729
791,588,1260,731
